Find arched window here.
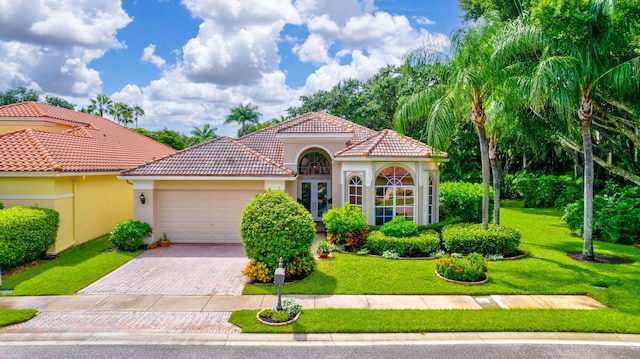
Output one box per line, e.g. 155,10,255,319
348,175,363,208
298,152,330,175
375,166,414,225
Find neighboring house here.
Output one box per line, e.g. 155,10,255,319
0,102,176,253
121,112,447,244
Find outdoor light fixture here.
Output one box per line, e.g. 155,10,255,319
139,192,146,205
273,257,286,311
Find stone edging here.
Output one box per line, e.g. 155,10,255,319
256,311,301,326
435,270,489,285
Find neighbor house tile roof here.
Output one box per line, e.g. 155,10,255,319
122,136,295,177
335,129,443,158
0,102,176,172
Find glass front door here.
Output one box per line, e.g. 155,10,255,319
299,181,330,221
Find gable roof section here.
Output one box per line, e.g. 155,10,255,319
0,102,176,172
335,129,446,158
122,136,295,177
237,112,377,164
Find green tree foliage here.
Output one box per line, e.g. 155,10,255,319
459,0,532,21
133,128,190,150
87,94,112,117
225,103,261,137
44,96,76,110
0,87,39,105
190,123,217,145
240,190,316,282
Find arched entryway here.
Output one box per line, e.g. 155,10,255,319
297,150,331,221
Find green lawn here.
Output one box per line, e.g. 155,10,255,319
234,201,640,333
0,235,140,296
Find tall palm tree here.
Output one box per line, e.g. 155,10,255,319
108,102,132,126
395,18,503,230
88,95,112,117
132,105,145,128
190,123,217,145
493,0,640,260
224,103,262,137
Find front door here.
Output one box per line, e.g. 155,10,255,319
299,180,330,221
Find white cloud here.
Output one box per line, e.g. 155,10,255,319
0,0,130,96
142,44,167,68
293,33,332,65
416,16,436,26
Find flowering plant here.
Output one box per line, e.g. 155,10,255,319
435,252,487,282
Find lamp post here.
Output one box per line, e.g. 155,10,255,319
273,257,285,311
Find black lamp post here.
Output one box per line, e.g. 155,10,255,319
273,257,285,311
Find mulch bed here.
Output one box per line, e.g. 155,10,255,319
567,252,635,264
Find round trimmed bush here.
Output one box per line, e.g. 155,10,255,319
366,230,441,257
110,220,152,252
240,190,316,282
442,223,521,256
0,206,59,269
380,216,418,237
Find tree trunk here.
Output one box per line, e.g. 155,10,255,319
579,93,594,261
489,132,500,225
472,100,490,231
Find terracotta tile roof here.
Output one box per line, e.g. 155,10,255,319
336,129,446,158
122,136,295,177
0,102,176,172
238,112,377,163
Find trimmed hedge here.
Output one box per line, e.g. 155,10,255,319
241,190,316,282
110,220,152,252
442,223,521,256
380,216,418,237
440,182,493,223
0,206,59,269
366,230,441,257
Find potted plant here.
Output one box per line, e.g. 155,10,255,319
159,233,171,247
314,239,333,258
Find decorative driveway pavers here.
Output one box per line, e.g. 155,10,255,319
79,244,248,296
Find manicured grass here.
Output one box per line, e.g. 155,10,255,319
235,201,640,333
0,309,37,327
0,235,141,296
230,308,640,333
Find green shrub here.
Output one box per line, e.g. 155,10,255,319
382,250,400,259
109,220,152,252
323,202,368,250
366,230,441,257
512,172,582,209
562,183,640,245
435,253,487,282
0,201,4,209
258,309,274,318
380,216,418,237
440,182,493,223
0,207,59,269
280,297,302,317
272,311,291,323
417,216,462,234
442,223,521,256
240,190,316,282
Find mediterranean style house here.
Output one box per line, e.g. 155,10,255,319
121,112,447,244
0,102,176,253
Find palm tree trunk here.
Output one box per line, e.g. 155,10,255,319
579,93,594,261
489,132,500,225
472,101,490,230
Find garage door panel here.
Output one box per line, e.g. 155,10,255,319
156,189,257,243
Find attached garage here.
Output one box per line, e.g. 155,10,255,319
156,189,259,243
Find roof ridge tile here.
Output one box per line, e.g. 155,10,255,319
226,137,294,175
24,128,62,171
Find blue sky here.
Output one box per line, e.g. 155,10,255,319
0,1,463,137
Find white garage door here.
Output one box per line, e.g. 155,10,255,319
156,190,258,243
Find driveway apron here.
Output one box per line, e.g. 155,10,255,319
79,243,249,296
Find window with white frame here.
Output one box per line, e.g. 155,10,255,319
348,175,363,208
374,166,414,225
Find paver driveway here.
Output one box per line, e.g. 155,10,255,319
79,243,249,296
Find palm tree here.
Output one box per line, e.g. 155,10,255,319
108,102,132,126
88,95,112,117
224,103,262,137
190,123,217,145
493,0,640,260
395,18,503,230
132,105,145,128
